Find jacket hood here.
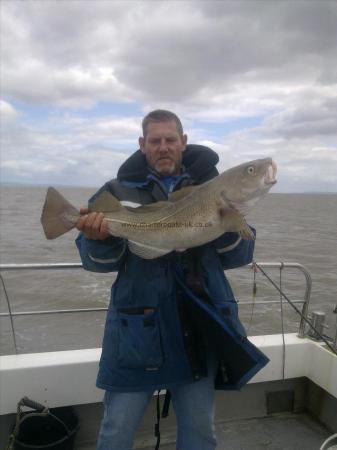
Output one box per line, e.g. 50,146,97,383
117,144,219,183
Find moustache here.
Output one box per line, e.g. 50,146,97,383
157,157,173,161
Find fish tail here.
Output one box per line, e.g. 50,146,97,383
41,187,80,239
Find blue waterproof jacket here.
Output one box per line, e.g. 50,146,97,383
76,145,268,392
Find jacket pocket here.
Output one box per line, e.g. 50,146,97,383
116,308,164,370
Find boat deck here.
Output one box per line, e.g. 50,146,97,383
1,373,336,450
78,411,331,450
70,375,336,450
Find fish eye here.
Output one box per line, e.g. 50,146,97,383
246,165,256,176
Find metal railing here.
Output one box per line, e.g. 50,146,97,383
0,261,312,337
0,263,106,316
243,262,312,338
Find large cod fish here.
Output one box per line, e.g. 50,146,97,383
41,158,277,259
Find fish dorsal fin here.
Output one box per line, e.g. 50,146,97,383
168,186,196,202
126,201,172,214
89,191,123,213
128,240,172,259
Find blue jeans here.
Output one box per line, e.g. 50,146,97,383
97,365,217,450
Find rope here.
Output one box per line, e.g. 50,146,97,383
279,263,286,380
246,262,257,334
0,273,18,354
6,399,29,450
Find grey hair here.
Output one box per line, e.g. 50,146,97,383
142,109,184,137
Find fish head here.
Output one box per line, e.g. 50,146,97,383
219,158,277,214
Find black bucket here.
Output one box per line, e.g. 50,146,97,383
8,397,79,450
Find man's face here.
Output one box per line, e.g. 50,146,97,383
139,120,187,176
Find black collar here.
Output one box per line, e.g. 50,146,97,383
117,144,219,184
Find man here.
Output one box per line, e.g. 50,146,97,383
76,110,256,450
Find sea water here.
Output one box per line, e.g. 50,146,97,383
1,186,336,355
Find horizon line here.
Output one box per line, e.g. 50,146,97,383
1,181,337,195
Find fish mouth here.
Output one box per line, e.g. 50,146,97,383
264,160,277,186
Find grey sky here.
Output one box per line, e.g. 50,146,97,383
1,0,337,191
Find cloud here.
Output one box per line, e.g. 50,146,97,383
1,1,337,191
264,87,337,139
3,1,337,107
211,123,337,192
1,2,133,107
0,108,142,186
0,99,20,122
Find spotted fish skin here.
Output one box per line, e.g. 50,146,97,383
41,158,277,259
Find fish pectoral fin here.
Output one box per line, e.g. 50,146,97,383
168,186,196,202
238,224,255,240
89,191,123,213
218,207,255,240
128,240,172,259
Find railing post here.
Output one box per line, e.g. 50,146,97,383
333,305,337,350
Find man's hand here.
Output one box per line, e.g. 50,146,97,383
76,208,110,240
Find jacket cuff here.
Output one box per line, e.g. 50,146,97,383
86,237,126,264
76,234,126,271
214,228,256,270
213,232,242,253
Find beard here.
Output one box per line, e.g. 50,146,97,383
153,157,181,176
155,162,175,175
